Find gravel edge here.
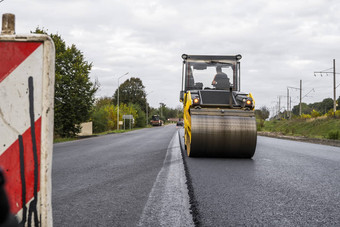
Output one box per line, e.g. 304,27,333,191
258,131,340,148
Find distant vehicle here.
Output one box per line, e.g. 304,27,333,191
150,115,163,126
176,119,184,126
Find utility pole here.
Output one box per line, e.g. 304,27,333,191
277,95,288,119
290,96,292,119
146,103,148,126
278,96,281,118
145,91,153,126
333,59,336,113
287,88,289,118
300,80,302,116
117,72,129,131
287,85,302,117
160,103,163,118
314,59,340,116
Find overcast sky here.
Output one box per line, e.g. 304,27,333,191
2,0,340,114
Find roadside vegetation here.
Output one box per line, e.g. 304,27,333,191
92,96,183,134
33,28,98,138
256,97,340,140
33,28,183,143
261,118,340,140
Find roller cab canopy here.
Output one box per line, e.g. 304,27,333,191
181,54,242,92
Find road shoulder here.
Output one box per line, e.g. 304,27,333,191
258,131,340,147
137,130,194,227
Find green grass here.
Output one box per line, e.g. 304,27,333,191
53,137,78,143
53,125,157,143
95,128,141,135
261,118,340,140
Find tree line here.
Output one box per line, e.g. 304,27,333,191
291,97,340,116
255,97,340,123
92,94,182,133
93,76,183,133
34,29,182,138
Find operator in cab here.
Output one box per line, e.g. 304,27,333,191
212,66,230,90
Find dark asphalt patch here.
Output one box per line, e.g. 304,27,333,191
178,130,201,227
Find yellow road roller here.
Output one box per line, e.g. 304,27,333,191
179,54,257,158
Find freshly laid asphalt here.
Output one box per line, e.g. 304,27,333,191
179,129,340,226
53,125,340,226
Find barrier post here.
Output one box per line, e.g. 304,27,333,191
0,13,55,226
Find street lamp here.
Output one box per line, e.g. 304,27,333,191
145,91,153,126
117,72,129,131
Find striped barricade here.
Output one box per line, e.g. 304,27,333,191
0,14,55,227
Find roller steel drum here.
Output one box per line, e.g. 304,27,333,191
189,109,257,158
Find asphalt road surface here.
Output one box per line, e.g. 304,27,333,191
53,125,340,226
179,129,340,226
52,125,192,227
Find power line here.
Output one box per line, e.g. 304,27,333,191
302,88,315,100
318,67,333,72
314,59,337,114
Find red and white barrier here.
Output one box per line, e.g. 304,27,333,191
0,14,55,227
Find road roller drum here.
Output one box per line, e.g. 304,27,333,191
190,109,257,157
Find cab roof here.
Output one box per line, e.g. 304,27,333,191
182,54,242,61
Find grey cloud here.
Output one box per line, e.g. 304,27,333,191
2,0,340,109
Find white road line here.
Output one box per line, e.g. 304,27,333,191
138,131,194,227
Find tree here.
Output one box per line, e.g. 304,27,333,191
176,106,184,118
255,106,270,129
255,106,270,121
311,109,321,118
132,104,146,128
113,77,147,111
159,103,166,121
147,104,183,123
33,28,98,137
292,103,311,116
94,97,113,110
92,102,140,132
318,98,334,114
92,105,110,133
291,98,334,116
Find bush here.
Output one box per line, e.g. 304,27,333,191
327,109,334,118
300,114,311,119
326,109,340,118
327,130,340,140
336,110,340,118
311,109,321,118
284,128,289,135
133,104,146,128
92,106,110,133
256,119,264,131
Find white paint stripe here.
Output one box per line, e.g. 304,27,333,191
0,45,43,155
138,131,194,227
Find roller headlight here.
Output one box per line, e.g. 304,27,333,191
193,98,200,105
